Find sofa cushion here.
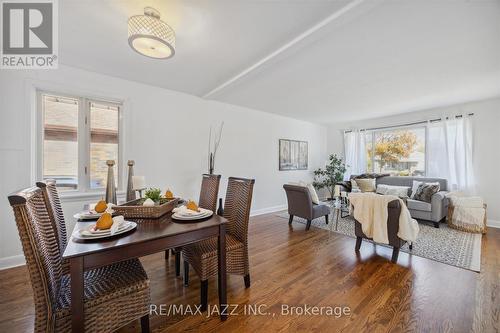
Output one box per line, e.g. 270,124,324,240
414,183,441,203
376,184,410,198
407,199,432,212
351,179,360,192
354,178,376,192
410,180,439,198
313,203,331,219
375,176,448,193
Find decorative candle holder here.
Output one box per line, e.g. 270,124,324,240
126,160,136,202
136,188,146,199
132,175,146,199
105,160,117,204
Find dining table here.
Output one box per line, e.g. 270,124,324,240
63,211,228,333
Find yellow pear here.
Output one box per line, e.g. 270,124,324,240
186,200,199,212
95,198,107,213
96,212,113,230
165,189,174,199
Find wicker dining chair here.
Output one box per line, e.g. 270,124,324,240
182,177,255,310
36,180,70,274
8,187,151,333
198,174,222,212
169,174,221,277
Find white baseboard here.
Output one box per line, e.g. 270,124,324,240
0,254,25,270
251,204,287,217
487,219,500,229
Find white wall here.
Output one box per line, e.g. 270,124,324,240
0,65,327,269
327,97,500,223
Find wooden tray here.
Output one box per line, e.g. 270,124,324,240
114,198,180,219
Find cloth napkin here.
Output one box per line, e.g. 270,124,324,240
110,215,125,235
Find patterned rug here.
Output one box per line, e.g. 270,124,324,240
277,206,482,272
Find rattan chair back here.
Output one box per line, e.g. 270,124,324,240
198,174,221,212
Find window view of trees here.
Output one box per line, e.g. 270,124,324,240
365,128,425,176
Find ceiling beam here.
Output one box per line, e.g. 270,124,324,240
202,0,366,99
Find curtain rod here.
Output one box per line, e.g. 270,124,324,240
343,113,474,133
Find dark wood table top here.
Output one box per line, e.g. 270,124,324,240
63,213,227,259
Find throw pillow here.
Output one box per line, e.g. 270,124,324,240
376,184,410,198
307,183,320,204
410,180,439,198
351,179,360,192
290,181,320,204
355,178,376,193
413,183,440,203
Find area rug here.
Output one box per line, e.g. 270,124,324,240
276,208,482,272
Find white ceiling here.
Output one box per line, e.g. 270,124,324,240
60,0,350,95
60,0,500,124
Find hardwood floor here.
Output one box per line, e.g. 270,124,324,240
0,213,498,332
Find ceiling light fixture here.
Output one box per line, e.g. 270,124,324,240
128,7,175,59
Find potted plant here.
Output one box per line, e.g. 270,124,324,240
313,154,346,200
144,188,162,205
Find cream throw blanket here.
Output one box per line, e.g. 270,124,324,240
447,195,486,232
349,193,419,244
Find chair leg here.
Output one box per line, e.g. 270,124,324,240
164,250,169,260
305,219,312,231
244,274,250,288
175,252,181,277
200,280,208,311
434,221,440,228
183,261,189,286
288,215,294,225
391,247,400,263
409,243,413,251
355,236,362,251
325,214,329,225
140,314,150,333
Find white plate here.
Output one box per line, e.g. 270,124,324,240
173,207,212,216
72,221,137,240
172,210,213,221
80,221,131,235
73,209,115,220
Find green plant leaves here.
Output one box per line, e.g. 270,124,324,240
312,154,346,198
144,188,162,202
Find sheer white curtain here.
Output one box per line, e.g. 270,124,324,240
344,130,366,180
427,115,475,192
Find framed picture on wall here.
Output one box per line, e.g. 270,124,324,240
279,139,308,170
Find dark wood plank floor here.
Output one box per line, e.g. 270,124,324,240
0,213,498,332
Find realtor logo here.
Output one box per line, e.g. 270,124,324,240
1,0,58,69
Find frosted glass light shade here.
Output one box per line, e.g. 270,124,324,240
128,7,175,59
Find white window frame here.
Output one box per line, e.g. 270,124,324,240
36,90,124,195
364,124,428,176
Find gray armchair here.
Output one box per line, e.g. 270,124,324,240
283,184,330,230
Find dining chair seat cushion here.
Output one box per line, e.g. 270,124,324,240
55,259,150,333
182,234,245,280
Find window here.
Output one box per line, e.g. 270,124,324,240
365,127,426,176
89,101,119,189
39,92,122,193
